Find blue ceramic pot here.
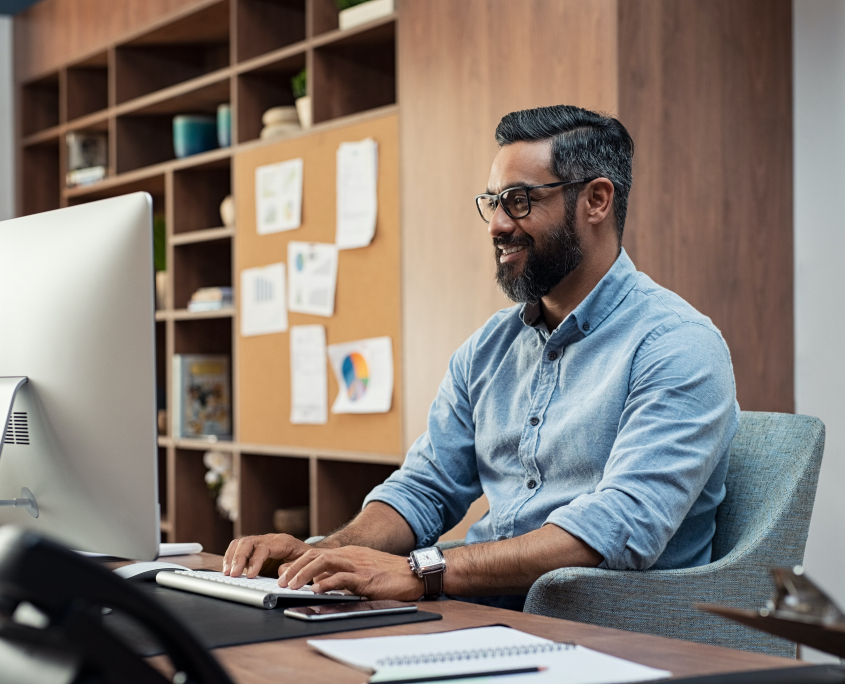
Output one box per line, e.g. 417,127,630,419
173,115,218,158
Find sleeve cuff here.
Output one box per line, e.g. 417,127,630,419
544,495,633,570
363,482,444,548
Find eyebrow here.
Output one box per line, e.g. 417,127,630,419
485,180,535,194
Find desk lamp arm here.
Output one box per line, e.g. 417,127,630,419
0,377,38,518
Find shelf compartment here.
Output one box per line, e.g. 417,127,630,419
123,73,230,117
309,0,339,36
114,0,231,104
174,316,233,356
312,19,395,124
115,114,175,174
173,447,233,553
21,139,60,216
66,52,109,121
156,319,167,415
239,453,309,537
173,238,232,310
173,158,232,233
66,173,166,216
237,0,306,62
236,51,306,143
21,72,60,136
315,459,398,535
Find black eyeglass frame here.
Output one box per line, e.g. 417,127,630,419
474,178,597,224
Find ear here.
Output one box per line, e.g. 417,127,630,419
583,178,615,226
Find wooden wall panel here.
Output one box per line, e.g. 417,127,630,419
14,0,208,81
235,112,403,456
619,0,793,412
397,0,620,451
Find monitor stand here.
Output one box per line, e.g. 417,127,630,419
0,377,39,518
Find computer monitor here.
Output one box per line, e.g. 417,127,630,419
0,193,160,560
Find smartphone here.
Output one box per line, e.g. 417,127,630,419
283,600,417,621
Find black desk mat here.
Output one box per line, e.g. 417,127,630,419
104,584,442,657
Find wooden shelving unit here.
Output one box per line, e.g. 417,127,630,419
17,0,400,553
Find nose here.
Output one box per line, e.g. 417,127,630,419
487,204,518,240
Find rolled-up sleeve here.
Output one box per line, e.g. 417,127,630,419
363,335,483,548
546,321,739,570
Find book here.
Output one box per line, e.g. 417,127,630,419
66,165,106,188
308,626,671,684
171,355,232,439
187,287,233,313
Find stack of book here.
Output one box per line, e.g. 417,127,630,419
187,287,232,312
66,131,108,188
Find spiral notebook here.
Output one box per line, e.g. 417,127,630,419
309,625,671,684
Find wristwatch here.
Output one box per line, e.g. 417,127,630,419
408,546,447,600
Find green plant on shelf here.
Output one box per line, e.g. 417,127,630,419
335,0,371,9
291,68,307,100
153,215,166,272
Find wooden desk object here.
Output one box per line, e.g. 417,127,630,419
113,554,808,683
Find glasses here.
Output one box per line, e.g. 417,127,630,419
475,178,596,224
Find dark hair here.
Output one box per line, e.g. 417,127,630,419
495,105,634,241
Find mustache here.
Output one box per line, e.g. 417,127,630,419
493,234,534,250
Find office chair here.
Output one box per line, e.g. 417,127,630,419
523,411,825,657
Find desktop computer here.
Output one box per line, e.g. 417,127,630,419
0,193,160,560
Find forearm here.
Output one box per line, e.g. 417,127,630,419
313,501,416,555
443,524,602,596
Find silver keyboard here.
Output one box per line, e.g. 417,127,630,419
155,569,361,609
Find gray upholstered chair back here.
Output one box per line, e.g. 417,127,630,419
525,412,825,657
712,412,824,568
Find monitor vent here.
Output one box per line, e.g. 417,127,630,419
3,412,29,446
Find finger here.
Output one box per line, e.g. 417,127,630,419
222,539,240,575
278,549,321,586
246,544,270,579
312,572,363,595
288,554,354,590
229,537,257,578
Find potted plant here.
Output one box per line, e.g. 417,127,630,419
291,68,311,129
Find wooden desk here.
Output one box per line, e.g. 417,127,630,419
124,554,807,683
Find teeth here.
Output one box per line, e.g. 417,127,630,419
502,245,525,255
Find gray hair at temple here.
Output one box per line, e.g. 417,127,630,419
495,105,634,243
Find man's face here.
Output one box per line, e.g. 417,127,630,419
486,141,582,303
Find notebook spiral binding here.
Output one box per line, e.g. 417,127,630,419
376,642,575,668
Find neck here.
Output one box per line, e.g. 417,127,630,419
539,242,620,331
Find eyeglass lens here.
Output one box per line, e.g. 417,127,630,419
478,188,531,222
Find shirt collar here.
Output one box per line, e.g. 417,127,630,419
520,248,639,337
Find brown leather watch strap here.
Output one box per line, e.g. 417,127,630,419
422,570,444,600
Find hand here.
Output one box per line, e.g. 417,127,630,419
223,534,313,578
279,546,424,601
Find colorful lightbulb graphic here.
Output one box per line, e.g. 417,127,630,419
342,352,369,401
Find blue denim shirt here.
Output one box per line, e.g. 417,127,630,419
365,249,739,570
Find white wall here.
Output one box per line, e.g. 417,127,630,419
0,16,13,220
794,0,845,661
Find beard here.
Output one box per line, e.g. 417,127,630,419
494,202,582,304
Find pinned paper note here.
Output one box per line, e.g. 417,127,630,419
287,242,338,317
241,263,288,336
327,337,393,414
290,325,328,424
256,158,303,234
336,138,378,250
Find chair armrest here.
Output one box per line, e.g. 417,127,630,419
525,564,793,656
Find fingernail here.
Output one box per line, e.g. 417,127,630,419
222,563,229,574
248,564,255,575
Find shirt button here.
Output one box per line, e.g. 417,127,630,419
529,417,539,426
527,480,537,489
582,321,591,331
548,350,558,361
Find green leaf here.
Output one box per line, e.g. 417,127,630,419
291,68,308,100
153,215,166,272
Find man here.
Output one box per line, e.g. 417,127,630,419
224,105,739,608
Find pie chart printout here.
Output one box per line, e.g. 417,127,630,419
342,352,369,401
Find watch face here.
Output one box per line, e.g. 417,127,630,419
414,548,442,567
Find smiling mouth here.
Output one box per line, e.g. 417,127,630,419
498,244,527,263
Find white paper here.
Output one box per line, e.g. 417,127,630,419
256,158,304,234
287,242,338,317
240,263,288,336
336,138,378,249
309,626,671,684
290,325,328,424
327,336,393,414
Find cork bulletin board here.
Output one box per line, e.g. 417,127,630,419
234,112,402,456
